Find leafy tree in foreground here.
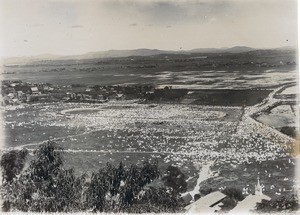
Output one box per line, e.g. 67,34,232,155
1,141,182,213
0,148,28,184
84,160,161,212
0,148,28,211
1,141,86,212
127,186,183,213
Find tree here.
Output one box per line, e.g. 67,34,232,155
1,142,183,213
127,186,183,213
199,187,213,196
84,160,160,212
1,141,86,212
256,194,299,212
220,187,245,212
162,165,187,193
0,148,28,184
221,187,244,201
0,148,28,211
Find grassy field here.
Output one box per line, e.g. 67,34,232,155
3,50,297,89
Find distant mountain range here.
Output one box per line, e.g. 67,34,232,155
3,46,295,65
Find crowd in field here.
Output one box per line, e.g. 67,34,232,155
2,83,297,202
4,101,294,168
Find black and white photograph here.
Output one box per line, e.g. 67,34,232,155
0,0,299,213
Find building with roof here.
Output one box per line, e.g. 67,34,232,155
230,177,271,213
30,87,40,95
185,191,226,213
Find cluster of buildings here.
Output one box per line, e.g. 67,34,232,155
66,86,124,103
184,178,271,213
64,84,155,103
1,80,157,105
1,80,57,105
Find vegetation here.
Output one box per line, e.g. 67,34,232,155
256,194,299,212
0,149,28,183
162,165,187,193
219,187,245,212
1,142,86,212
1,142,298,213
280,126,297,138
0,141,183,213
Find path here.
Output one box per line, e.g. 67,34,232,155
181,161,215,198
242,83,296,143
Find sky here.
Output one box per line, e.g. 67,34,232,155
0,0,298,57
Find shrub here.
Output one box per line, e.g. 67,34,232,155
84,161,160,212
222,187,244,201
162,165,187,193
256,194,299,212
219,187,245,212
127,186,183,213
199,187,213,196
0,148,28,184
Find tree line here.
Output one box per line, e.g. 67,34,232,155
0,141,185,213
0,141,298,213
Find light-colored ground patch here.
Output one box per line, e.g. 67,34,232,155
280,85,299,94
256,114,296,128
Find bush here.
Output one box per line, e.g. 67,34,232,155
256,194,299,212
280,126,297,138
84,161,161,212
199,187,213,196
127,186,183,213
219,187,245,212
162,165,187,193
222,187,244,201
220,197,237,211
0,148,28,184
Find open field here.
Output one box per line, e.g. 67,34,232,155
3,66,296,90
2,97,296,198
2,49,297,89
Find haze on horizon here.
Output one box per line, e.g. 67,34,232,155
0,0,297,58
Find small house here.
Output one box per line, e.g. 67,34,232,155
31,87,40,95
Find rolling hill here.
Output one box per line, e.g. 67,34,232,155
3,46,296,65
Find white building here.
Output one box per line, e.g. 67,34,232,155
230,177,271,213
185,191,226,213
31,87,40,95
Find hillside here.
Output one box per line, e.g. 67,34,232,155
3,46,296,66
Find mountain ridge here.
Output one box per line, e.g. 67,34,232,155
3,46,296,65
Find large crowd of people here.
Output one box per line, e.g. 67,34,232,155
2,82,297,198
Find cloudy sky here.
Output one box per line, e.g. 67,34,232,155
0,0,297,57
